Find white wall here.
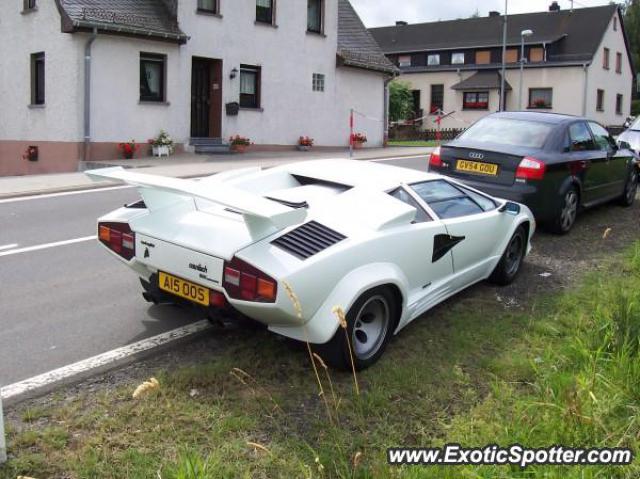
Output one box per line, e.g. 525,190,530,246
0,1,83,141
89,0,386,147
586,9,633,125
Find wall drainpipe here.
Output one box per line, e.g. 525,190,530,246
83,28,98,163
582,63,588,117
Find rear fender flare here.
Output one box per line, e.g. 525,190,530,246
268,263,408,344
559,175,582,205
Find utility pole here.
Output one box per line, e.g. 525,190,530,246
500,0,508,111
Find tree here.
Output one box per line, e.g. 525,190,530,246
389,81,414,122
623,0,639,98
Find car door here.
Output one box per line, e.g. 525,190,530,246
409,180,511,290
588,121,628,198
388,187,455,322
566,121,607,204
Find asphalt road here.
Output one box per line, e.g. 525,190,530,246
0,155,427,385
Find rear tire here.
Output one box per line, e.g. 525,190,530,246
315,286,398,371
548,186,579,235
618,168,638,207
488,226,526,286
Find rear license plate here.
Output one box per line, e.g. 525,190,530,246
456,159,499,176
158,272,209,306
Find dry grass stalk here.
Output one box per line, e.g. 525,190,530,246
230,368,281,416
602,227,612,239
283,281,334,424
313,352,338,412
332,306,360,396
247,441,271,454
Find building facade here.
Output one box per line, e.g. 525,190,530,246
370,3,635,131
0,0,395,176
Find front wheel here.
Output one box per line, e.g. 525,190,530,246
618,168,638,207
315,286,397,371
488,226,527,286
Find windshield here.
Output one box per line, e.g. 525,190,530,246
631,117,640,131
458,117,554,148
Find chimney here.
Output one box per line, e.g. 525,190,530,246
549,1,560,11
488,11,500,17
396,21,408,26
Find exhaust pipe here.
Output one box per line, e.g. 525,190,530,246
142,291,158,304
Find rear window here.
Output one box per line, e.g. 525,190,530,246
458,117,554,148
411,180,497,219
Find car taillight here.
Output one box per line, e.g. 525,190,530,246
515,157,546,181
223,257,277,303
98,222,135,260
429,146,443,169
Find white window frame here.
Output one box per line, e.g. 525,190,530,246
312,73,325,92
451,52,465,65
427,54,440,66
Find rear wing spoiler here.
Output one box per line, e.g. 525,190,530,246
86,167,307,236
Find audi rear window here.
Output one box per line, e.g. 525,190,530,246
458,117,554,148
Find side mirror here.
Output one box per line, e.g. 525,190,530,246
618,140,632,151
499,201,521,215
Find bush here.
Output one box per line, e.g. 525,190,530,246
632,99,640,117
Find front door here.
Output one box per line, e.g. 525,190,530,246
190,58,222,138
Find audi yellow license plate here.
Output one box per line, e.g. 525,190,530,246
456,159,499,176
158,272,209,306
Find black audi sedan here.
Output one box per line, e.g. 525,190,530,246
429,111,639,234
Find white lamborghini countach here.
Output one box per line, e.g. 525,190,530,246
89,160,534,369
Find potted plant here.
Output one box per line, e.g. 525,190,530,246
229,135,251,153
351,132,368,149
118,140,139,160
297,136,314,151
532,98,549,109
148,130,174,157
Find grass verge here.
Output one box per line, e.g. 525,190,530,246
2,244,640,478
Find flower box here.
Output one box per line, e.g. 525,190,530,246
231,143,249,153
296,145,312,152
152,145,171,157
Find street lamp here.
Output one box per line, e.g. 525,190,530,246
499,0,507,111
519,29,534,110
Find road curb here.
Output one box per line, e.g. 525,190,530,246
1,321,214,407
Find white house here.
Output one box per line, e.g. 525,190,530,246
0,0,395,176
369,2,635,132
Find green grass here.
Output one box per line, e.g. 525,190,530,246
388,140,438,147
2,244,640,478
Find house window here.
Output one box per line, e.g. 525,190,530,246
529,47,544,62
427,54,440,66
475,50,491,64
451,52,465,65
30,52,45,105
613,16,618,31
197,0,218,13
23,0,37,11
312,73,325,92
240,65,261,108
616,52,622,73
398,55,411,67
603,48,610,69
505,49,519,63
463,91,489,110
616,94,623,115
256,0,274,24
430,84,444,113
140,53,166,102
596,89,605,111
528,88,552,109
307,0,323,33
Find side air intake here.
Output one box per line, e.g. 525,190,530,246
271,221,346,260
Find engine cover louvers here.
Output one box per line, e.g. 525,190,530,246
271,221,346,260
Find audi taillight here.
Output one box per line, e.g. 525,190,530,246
515,157,546,181
98,222,135,260
223,257,277,303
429,146,443,169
